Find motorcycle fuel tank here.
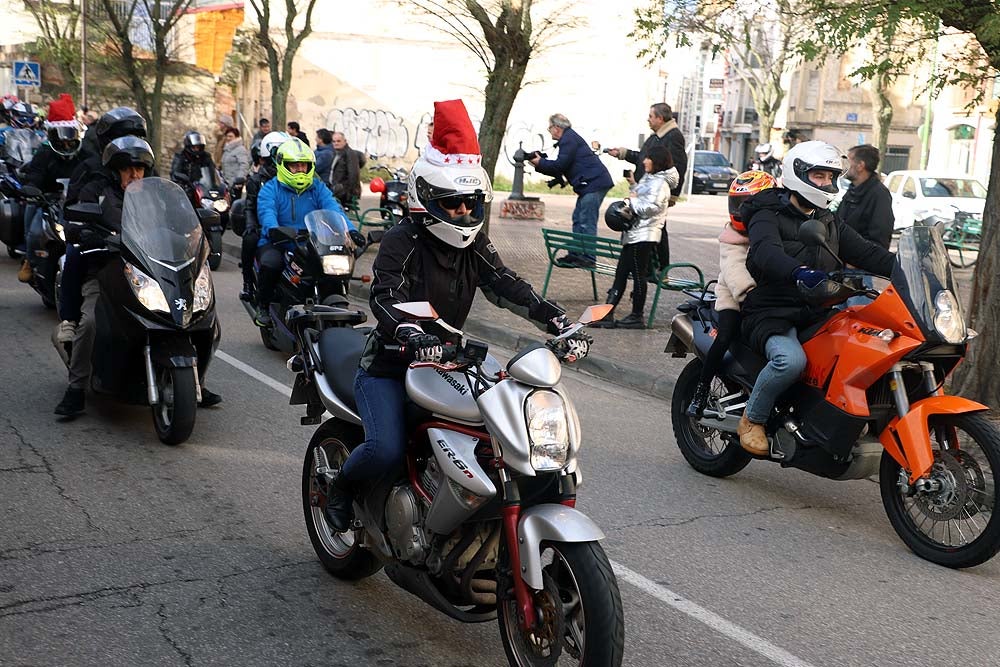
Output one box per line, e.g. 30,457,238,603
405,366,482,424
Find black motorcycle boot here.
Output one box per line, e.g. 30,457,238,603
590,289,621,329
686,381,711,418
324,475,355,533
198,387,222,408
54,386,85,417
616,312,646,329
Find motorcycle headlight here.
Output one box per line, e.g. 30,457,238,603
193,262,213,312
212,199,228,213
322,254,352,275
933,290,966,343
525,390,569,471
124,261,169,313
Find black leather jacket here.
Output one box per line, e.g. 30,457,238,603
361,217,564,378
243,162,277,234
22,145,82,193
739,188,895,352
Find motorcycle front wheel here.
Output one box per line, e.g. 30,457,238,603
880,413,1000,568
151,366,197,445
302,419,382,580
498,541,624,667
671,358,751,477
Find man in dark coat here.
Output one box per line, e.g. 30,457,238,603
328,131,362,208
610,102,686,265
837,144,894,249
530,113,613,266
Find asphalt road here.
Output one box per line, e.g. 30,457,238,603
2,253,999,667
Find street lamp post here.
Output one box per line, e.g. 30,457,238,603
81,0,88,109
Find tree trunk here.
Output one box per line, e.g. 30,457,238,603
270,78,288,129
477,55,528,235
872,71,893,156
952,103,1000,404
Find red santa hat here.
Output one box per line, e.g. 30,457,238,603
45,93,77,128
423,99,482,167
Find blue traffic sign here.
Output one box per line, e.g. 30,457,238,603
13,61,41,88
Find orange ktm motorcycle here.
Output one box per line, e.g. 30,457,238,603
666,221,1000,568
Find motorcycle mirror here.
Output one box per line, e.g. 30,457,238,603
393,301,438,321
64,202,103,224
799,219,845,268
369,177,386,193
580,304,614,324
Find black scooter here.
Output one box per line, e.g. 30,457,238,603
20,182,67,309
368,164,409,222
240,209,364,354
65,177,220,445
177,166,229,271
0,174,27,258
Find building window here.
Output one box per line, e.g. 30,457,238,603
804,70,821,111
883,146,911,174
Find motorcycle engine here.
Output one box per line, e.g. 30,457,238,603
385,485,429,563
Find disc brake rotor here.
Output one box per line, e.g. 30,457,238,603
914,451,970,521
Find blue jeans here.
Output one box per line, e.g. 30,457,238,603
845,275,874,308
570,189,610,259
745,328,807,424
340,368,407,484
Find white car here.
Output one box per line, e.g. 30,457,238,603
884,170,986,230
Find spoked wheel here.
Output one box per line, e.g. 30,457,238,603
498,541,624,667
880,414,1000,568
671,358,751,477
301,419,382,580
151,366,197,445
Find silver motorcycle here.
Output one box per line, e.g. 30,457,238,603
286,301,624,666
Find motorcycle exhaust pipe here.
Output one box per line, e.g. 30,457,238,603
665,313,695,357
144,345,159,405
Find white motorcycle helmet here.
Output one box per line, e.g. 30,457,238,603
408,157,494,248
259,131,292,161
754,143,773,161
781,140,844,209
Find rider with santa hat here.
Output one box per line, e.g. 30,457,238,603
321,99,594,532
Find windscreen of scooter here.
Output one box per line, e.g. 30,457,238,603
198,166,222,192
121,177,203,264
3,129,41,167
892,224,965,342
304,209,351,253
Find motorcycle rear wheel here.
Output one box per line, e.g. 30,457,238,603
151,366,197,445
671,358,751,477
208,253,222,271
498,541,624,667
880,413,1000,568
6,244,17,259
302,419,382,580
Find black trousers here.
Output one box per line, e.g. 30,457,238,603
241,229,259,285
610,241,654,315
256,243,284,306
698,308,741,387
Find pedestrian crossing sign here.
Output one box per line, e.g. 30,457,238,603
13,61,41,88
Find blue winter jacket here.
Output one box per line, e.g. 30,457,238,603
257,177,352,247
314,143,333,183
533,127,613,195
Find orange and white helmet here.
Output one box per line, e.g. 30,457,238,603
728,170,777,233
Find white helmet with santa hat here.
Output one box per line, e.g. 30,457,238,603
408,99,494,248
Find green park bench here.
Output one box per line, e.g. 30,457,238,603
540,228,705,328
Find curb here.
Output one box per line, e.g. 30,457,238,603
221,237,676,400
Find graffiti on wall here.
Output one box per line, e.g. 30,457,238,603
325,108,411,159
323,107,550,167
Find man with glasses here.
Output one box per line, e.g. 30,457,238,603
529,113,613,267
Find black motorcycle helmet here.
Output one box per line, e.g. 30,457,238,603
102,136,155,174
183,131,206,158
47,125,82,159
604,200,634,232
95,107,147,149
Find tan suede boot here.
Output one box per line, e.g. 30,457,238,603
737,415,769,456
18,259,32,283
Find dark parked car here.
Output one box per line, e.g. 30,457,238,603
692,150,738,194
